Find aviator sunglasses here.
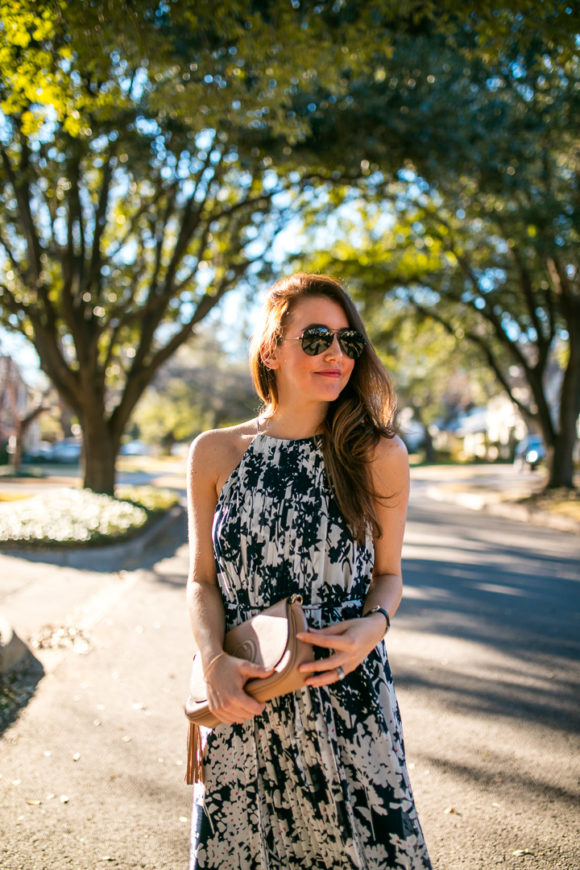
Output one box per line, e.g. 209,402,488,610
288,325,366,360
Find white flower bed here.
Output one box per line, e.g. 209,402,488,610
0,487,152,546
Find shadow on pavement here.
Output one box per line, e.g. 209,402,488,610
0,651,44,736
127,511,188,574
420,752,578,805
397,505,580,735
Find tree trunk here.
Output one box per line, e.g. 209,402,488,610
546,308,580,489
422,426,436,463
410,402,436,462
80,411,120,494
10,404,48,472
11,422,24,471
547,432,576,489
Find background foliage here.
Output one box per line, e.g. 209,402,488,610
0,1,577,489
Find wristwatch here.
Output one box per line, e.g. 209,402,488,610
362,605,391,632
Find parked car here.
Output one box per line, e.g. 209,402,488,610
119,439,149,456
514,435,545,471
398,420,426,454
22,441,54,463
45,438,82,463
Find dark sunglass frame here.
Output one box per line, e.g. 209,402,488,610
290,326,366,360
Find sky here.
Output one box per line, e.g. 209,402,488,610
0,329,44,387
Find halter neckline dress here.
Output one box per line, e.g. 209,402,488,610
190,433,431,870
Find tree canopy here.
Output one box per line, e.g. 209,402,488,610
0,0,382,490
293,9,579,487
0,0,577,490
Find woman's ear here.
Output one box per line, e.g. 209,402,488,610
260,344,279,370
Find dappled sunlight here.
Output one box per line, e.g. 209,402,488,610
395,500,580,742
472,581,527,597
391,624,580,735
404,541,491,564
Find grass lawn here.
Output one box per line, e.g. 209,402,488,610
518,488,580,523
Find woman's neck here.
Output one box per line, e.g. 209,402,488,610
259,405,327,440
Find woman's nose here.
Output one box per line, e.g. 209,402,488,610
322,334,343,359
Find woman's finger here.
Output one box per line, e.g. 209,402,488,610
296,630,347,649
301,619,358,637
305,666,348,688
210,693,265,721
240,661,275,678
299,654,349,675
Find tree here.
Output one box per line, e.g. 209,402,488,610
0,0,381,492
131,333,257,452
363,303,498,461
1,2,576,491
289,12,579,487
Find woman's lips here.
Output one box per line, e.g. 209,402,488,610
316,370,341,378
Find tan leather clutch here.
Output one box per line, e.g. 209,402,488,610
184,595,311,783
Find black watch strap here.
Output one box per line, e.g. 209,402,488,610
362,605,391,631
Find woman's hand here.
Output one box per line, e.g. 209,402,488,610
296,616,387,688
205,654,275,725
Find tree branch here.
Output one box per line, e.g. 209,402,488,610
109,258,252,435
0,228,28,285
161,150,226,295
87,149,116,295
412,300,537,421
105,178,175,262
0,137,43,282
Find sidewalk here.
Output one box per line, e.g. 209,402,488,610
0,506,186,677
411,463,580,534
2,464,577,678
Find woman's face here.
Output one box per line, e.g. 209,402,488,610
266,295,356,406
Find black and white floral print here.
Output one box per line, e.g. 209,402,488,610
191,434,431,870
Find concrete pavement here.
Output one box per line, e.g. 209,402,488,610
1,463,577,680
411,463,580,534
0,507,186,678
0,482,578,869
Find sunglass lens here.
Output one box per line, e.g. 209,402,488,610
300,327,365,359
301,328,333,356
338,330,365,359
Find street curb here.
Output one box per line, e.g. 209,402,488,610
0,505,185,676
426,486,580,534
0,504,185,571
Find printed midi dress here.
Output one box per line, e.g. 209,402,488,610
190,433,431,870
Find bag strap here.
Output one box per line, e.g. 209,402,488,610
185,722,205,785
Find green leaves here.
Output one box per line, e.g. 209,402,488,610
0,1,577,488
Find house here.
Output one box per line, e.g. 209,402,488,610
0,356,42,457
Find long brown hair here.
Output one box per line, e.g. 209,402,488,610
250,273,396,540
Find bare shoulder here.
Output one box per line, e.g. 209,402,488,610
369,434,409,494
188,419,258,495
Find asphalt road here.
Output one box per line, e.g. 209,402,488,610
397,484,580,870
1,493,579,870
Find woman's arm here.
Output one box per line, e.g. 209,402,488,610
186,431,227,667
297,434,409,687
361,433,409,628
186,430,274,724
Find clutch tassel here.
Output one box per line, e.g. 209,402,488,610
185,721,205,785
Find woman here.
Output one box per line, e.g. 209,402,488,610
187,273,431,869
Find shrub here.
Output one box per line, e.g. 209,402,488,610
0,486,180,548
